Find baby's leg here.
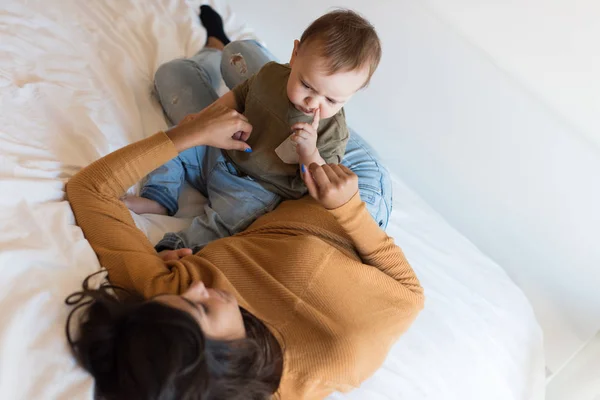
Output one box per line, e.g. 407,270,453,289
140,146,210,217
220,40,278,89
154,49,222,126
341,129,393,230
154,148,281,252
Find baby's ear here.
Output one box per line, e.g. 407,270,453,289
289,39,300,65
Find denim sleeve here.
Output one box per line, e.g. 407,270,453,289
139,156,185,216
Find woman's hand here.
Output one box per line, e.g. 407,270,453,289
158,248,193,262
166,102,253,153
302,163,359,209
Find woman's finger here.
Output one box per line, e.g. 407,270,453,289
311,108,321,130
337,163,355,177
239,130,251,142
328,164,350,179
308,163,331,189
233,118,253,137
235,112,249,122
322,164,342,183
302,164,319,200
228,138,252,152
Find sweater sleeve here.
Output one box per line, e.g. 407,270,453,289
66,132,205,297
328,192,424,302
275,378,336,400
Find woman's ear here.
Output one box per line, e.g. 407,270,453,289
289,39,300,66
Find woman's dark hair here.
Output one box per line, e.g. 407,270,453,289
65,272,283,400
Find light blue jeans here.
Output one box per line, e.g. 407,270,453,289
147,40,392,252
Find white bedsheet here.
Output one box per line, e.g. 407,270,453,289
0,0,545,399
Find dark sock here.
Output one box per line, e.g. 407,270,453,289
200,5,230,45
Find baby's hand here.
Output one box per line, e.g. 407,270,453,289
290,109,320,158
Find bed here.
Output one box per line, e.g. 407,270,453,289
0,0,546,398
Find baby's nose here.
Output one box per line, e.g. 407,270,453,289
305,97,318,109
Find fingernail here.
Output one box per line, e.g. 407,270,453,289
301,164,306,173
245,148,252,153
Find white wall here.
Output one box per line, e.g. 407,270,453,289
225,0,600,374
423,0,600,150
547,332,600,399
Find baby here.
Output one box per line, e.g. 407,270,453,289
127,7,382,252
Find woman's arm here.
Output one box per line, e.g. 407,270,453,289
214,91,239,112
67,133,195,297
67,104,253,297
329,193,423,296
302,163,424,300
299,164,423,398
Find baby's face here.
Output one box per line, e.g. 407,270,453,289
287,40,369,120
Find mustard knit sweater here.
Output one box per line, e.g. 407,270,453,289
67,132,424,399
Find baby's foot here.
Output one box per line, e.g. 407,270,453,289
200,5,230,46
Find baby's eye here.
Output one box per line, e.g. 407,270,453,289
301,80,310,89
326,98,337,105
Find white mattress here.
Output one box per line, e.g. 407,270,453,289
0,0,546,399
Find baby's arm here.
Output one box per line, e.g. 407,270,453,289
298,147,325,167
291,109,326,167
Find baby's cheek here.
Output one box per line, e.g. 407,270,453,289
287,89,300,105
286,81,298,103
321,105,340,119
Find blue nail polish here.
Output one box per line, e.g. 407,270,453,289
245,148,252,153
301,164,306,173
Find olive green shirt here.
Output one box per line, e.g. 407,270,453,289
227,62,349,199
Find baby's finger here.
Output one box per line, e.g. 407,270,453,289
175,248,193,258
228,138,252,152
311,108,320,130
290,122,316,135
293,130,311,140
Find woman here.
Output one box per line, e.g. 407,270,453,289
65,16,424,400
